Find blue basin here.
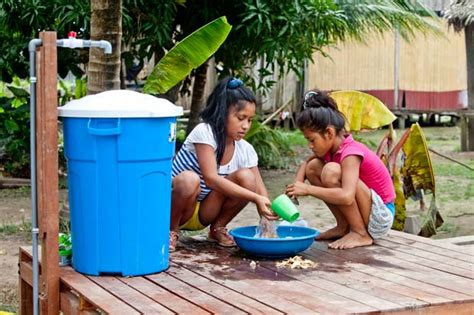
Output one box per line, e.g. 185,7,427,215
229,225,319,258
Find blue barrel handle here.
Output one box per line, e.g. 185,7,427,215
87,118,122,136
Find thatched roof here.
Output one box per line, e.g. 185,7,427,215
443,0,474,32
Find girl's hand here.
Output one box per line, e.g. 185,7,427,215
285,181,310,197
255,195,279,220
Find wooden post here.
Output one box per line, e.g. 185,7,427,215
36,31,60,314
461,24,474,151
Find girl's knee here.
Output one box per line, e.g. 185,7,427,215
305,158,324,185
321,162,341,188
233,168,256,191
173,171,200,198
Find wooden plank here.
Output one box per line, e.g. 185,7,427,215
60,267,139,314
171,238,336,314
20,246,34,260
147,271,248,314
300,249,448,306
378,237,474,271
436,235,474,246
386,233,474,264
258,254,427,311
20,261,35,287
311,242,474,301
360,243,474,293
389,230,474,257
36,31,60,315
168,262,283,314
19,278,34,315
120,276,211,315
388,300,474,315
19,247,34,315
87,276,174,314
60,291,99,315
375,238,474,278
173,239,378,314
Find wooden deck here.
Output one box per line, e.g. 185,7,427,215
20,230,474,314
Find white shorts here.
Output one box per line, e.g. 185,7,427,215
368,189,394,239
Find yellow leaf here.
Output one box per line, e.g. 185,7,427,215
329,90,396,131
392,168,406,231
401,123,435,197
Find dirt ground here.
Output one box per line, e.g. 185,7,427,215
1,126,473,312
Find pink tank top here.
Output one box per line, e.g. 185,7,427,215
324,134,395,204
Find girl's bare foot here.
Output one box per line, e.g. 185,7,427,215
316,225,349,240
328,231,373,249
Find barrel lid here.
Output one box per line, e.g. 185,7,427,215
58,90,183,118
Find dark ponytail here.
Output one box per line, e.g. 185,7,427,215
296,89,346,134
200,77,256,164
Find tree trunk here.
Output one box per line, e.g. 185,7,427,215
87,0,122,95
186,60,209,135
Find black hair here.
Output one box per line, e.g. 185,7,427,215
296,89,346,135
200,77,256,164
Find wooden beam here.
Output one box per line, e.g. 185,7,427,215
20,261,35,287
387,301,474,315
60,291,99,315
19,248,33,315
462,24,474,152
36,31,60,315
60,267,140,314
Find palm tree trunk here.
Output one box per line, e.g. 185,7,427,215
87,0,122,95
186,60,209,135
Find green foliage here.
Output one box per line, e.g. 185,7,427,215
0,0,91,81
122,0,178,71
245,120,293,169
144,16,232,94
214,0,348,91
283,129,307,147
59,233,72,257
336,0,440,40
0,77,83,178
173,0,439,92
0,80,30,177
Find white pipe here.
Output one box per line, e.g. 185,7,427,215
28,37,42,315
27,34,111,315
57,38,112,54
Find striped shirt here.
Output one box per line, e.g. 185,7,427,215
172,123,258,201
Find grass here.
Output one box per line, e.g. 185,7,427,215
0,303,16,313
0,220,32,241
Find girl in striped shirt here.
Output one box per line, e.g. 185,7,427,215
170,77,278,251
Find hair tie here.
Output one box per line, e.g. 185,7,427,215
303,91,318,109
227,78,243,89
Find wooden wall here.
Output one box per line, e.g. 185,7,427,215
307,20,467,111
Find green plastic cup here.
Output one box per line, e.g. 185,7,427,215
271,194,300,222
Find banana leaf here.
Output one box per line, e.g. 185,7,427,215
329,90,396,131
401,123,435,197
400,123,442,237
144,16,232,94
376,125,406,230
392,168,407,231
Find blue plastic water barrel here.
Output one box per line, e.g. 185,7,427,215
58,90,182,276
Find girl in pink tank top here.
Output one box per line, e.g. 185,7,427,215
286,90,395,249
